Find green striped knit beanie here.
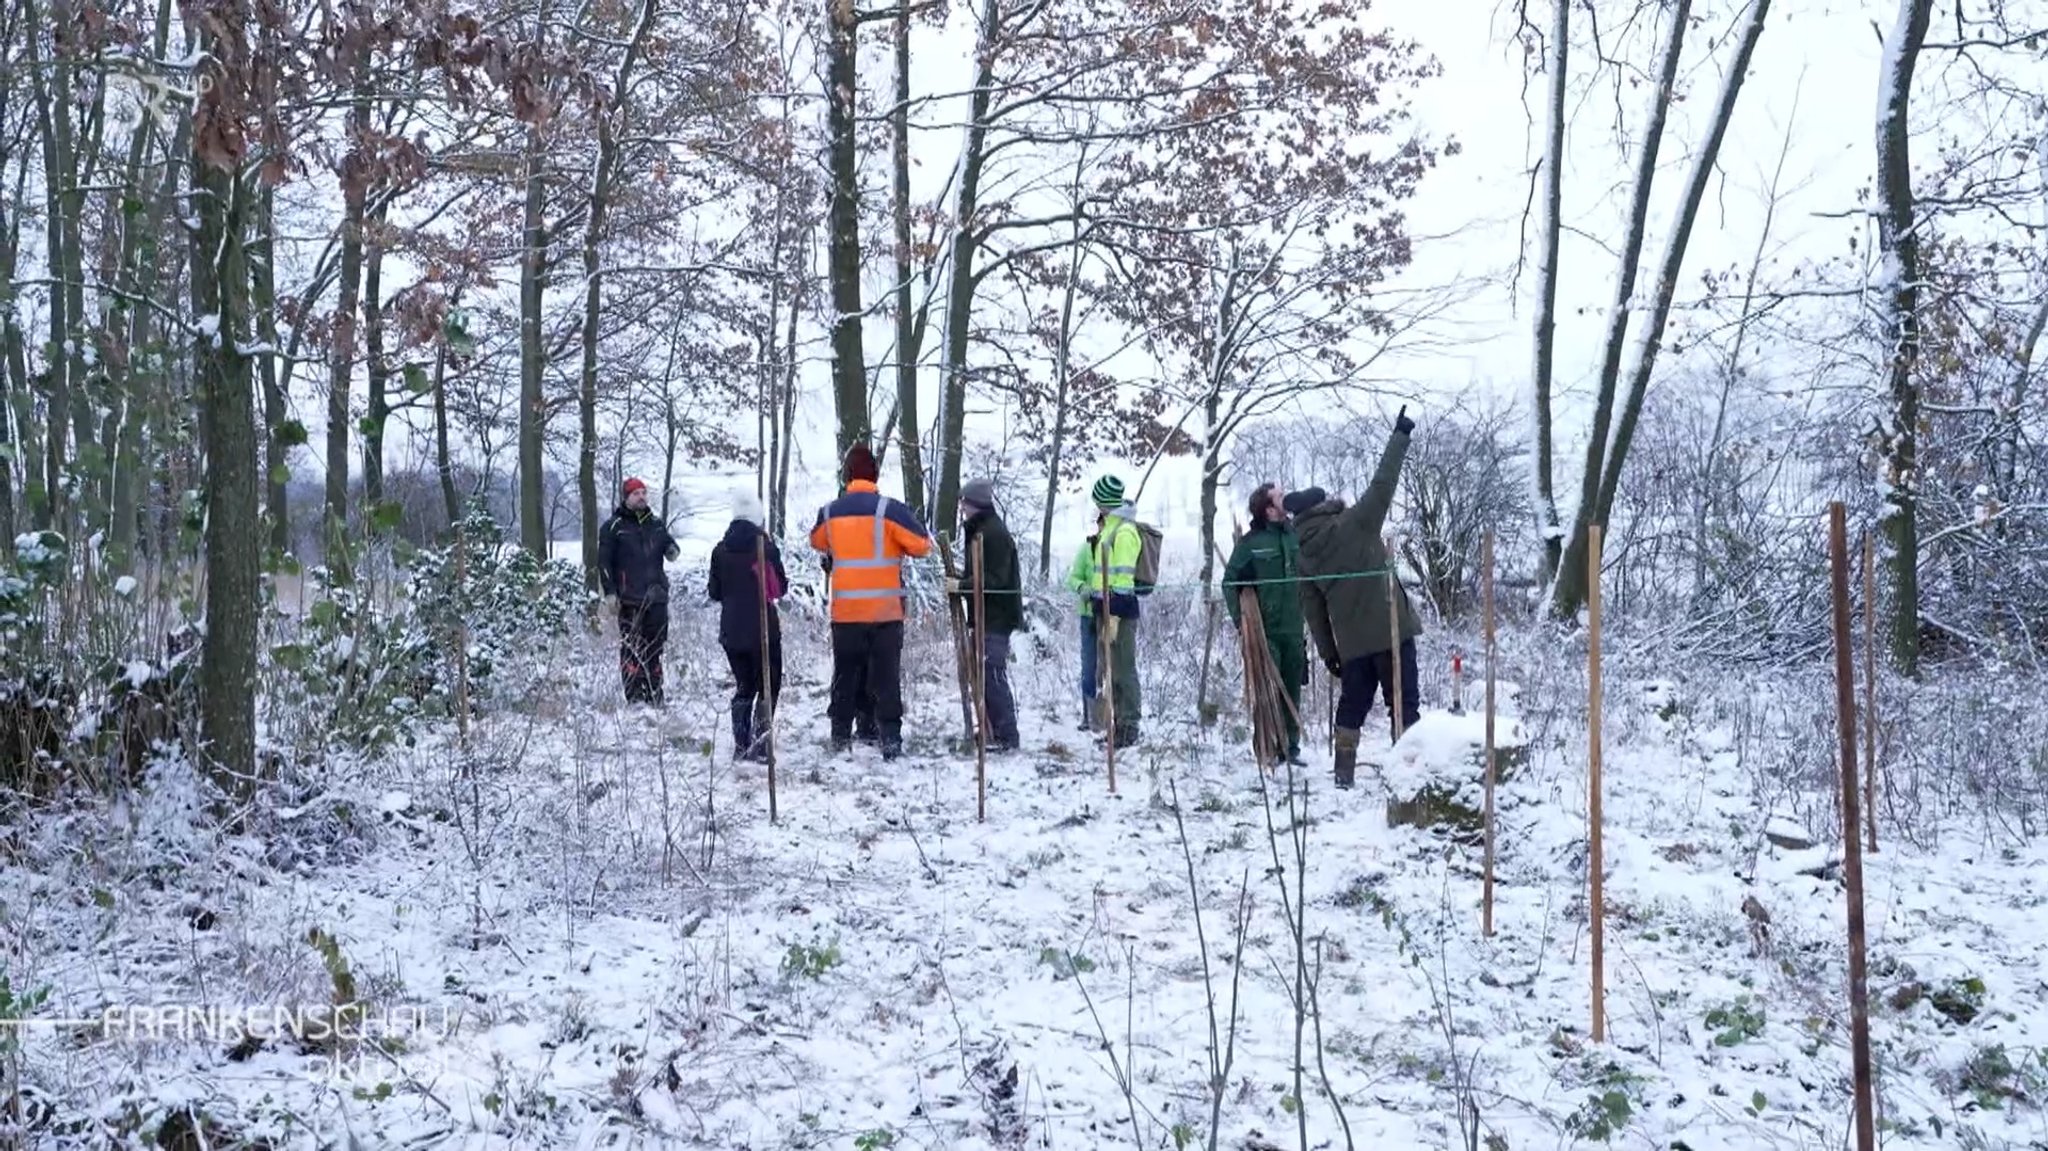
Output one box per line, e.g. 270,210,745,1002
1091,475,1125,510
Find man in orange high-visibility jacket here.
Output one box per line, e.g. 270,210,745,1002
809,441,933,760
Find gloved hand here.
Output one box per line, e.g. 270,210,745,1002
945,577,961,595
603,593,618,612
1394,404,1415,436
1104,616,1121,643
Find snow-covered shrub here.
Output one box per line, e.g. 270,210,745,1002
1,532,72,795
404,502,588,704
268,505,587,755
268,564,435,754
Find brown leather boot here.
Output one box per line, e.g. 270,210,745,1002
1333,727,1360,789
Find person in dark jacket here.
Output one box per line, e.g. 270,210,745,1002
1223,482,1307,766
708,492,787,763
1290,407,1423,788
598,477,681,705
948,478,1022,751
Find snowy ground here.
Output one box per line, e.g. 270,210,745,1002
6,604,2048,1150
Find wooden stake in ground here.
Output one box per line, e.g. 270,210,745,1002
935,535,976,742
1830,504,1878,1151
1588,522,1607,1043
1386,569,1406,744
756,535,778,825
1861,531,1879,854
1100,531,1118,795
971,535,989,822
1482,528,1497,938
454,524,471,749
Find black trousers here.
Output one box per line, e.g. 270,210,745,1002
828,621,904,739
619,600,670,704
724,626,778,716
1335,638,1420,736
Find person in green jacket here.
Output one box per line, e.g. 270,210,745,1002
1290,407,1423,789
1223,481,1307,765
1090,474,1144,746
1064,532,1100,730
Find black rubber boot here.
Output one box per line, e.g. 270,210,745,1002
1333,727,1360,790
730,703,752,761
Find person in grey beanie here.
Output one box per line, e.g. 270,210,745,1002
948,478,1022,751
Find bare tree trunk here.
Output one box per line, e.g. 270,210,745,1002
1592,0,1771,527
1548,0,1689,610
890,0,927,512
51,0,94,525
1035,141,1095,581
362,208,388,507
432,338,458,527
1874,0,1932,674
0,61,21,544
580,0,657,585
933,0,1000,537
23,1,74,529
825,0,869,456
255,182,290,554
326,26,372,543
579,138,611,586
519,121,549,558
1551,0,1771,618
1036,230,1085,581
775,253,800,534
191,54,258,786
2,155,31,538
1529,0,1569,581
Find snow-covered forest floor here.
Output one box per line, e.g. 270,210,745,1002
7,593,2048,1150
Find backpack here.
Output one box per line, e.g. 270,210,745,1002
1131,520,1163,596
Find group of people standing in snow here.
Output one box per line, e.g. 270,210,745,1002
1220,407,1423,788
595,407,1424,790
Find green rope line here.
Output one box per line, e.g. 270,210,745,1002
882,556,1405,597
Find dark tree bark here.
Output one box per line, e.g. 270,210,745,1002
191,14,260,788
824,0,869,456
1548,0,1692,611
255,183,289,555
579,0,658,588
325,13,372,544
432,337,459,528
362,208,388,507
1874,0,1934,673
890,0,927,512
518,121,548,558
932,0,999,537
1529,0,1570,582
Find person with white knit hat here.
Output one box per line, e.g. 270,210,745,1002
708,489,787,763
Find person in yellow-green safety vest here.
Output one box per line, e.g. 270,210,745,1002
1063,529,1101,731
1088,475,1144,745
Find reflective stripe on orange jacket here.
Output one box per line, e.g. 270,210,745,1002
808,480,934,623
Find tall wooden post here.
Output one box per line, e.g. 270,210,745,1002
1482,529,1497,938
971,535,989,822
1588,523,1606,1043
1831,504,1877,1151
1861,531,1879,853
757,536,778,825
1386,573,1406,744
1100,529,1118,794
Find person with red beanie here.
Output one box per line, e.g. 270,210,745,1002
809,441,932,759
599,476,680,705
